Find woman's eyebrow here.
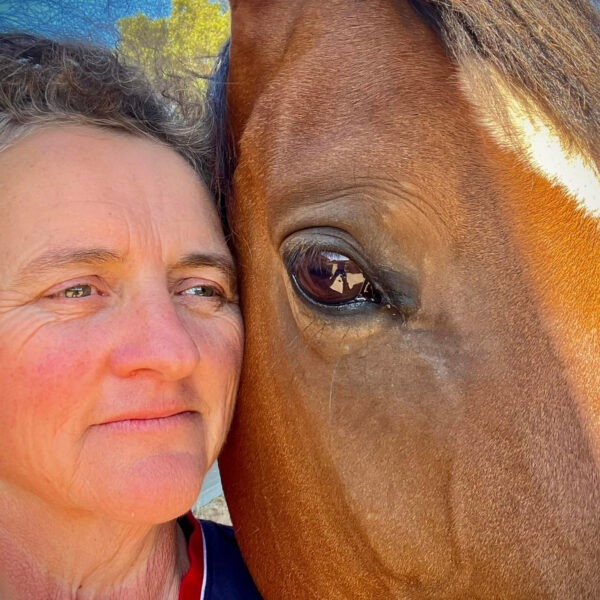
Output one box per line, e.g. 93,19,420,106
14,247,123,285
13,248,237,291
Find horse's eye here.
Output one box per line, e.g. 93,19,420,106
290,250,381,306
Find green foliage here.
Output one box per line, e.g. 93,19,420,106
117,0,230,99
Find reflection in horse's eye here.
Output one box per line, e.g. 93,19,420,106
291,249,380,306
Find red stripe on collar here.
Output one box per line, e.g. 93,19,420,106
178,511,205,600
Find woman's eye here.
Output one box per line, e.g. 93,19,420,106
290,249,381,306
43,281,106,302
61,284,94,299
180,285,221,298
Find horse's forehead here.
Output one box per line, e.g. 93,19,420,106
229,0,448,138
231,0,600,229
246,0,448,105
234,0,475,203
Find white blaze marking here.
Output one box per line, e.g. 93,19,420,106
459,62,600,221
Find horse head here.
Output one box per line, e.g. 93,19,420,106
217,1,600,597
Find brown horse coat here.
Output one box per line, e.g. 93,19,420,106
216,1,600,598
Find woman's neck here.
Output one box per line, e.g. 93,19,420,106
0,484,190,600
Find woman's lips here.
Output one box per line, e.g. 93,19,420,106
96,410,199,431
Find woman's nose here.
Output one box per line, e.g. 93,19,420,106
108,292,201,381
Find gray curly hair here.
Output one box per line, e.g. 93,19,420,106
0,32,215,183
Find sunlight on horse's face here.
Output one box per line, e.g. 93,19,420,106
221,1,600,598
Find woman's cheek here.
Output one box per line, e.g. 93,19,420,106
191,311,244,417
1,318,103,428
0,320,100,497
190,306,244,371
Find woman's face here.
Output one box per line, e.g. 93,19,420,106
0,126,243,522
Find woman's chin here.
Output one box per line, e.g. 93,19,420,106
94,452,207,524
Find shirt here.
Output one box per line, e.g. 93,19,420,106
178,512,263,600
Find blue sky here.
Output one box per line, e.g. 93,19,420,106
0,0,173,45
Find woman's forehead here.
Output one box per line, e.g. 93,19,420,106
0,125,229,269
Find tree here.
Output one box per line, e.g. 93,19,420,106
117,0,229,99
